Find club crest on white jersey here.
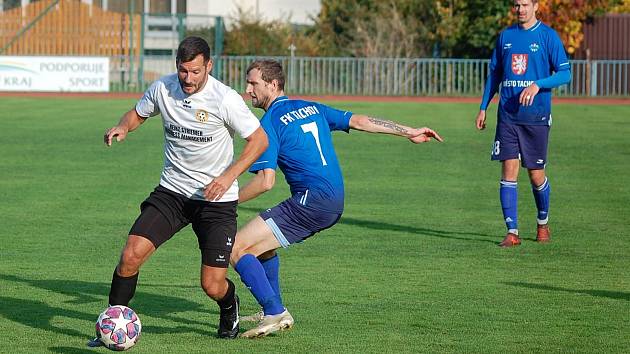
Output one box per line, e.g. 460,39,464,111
195,109,209,123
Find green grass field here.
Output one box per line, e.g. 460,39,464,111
1,96,628,353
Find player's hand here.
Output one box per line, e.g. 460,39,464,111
204,175,234,201
476,110,487,130
519,83,540,106
104,126,128,146
408,127,443,144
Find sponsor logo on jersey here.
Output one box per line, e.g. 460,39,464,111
536,159,544,164
502,79,534,87
529,43,539,52
512,54,528,75
166,123,212,142
195,109,209,123
503,43,512,50
183,99,192,109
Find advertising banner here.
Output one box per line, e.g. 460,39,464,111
0,56,109,92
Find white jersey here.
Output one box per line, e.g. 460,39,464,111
135,74,260,201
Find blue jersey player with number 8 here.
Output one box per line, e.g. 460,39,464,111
230,59,443,338
475,0,571,247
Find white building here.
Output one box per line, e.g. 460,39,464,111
188,0,321,25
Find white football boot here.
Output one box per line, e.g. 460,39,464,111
241,309,264,322
241,309,294,338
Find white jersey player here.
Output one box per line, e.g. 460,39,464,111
91,37,267,345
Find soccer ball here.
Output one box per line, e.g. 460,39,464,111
95,305,142,351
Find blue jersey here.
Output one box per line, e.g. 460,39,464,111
249,96,352,213
484,21,570,125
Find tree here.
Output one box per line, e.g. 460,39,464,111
197,0,623,58
349,1,426,57
313,0,439,57
449,0,513,58
433,0,467,57
312,0,381,56
455,0,616,57
442,0,620,58
313,0,517,58
610,0,630,12
517,0,613,55
220,7,319,56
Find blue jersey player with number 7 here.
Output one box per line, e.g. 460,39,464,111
230,59,443,338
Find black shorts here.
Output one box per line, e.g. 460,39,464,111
129,185,237,268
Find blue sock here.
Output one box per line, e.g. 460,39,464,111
235,254,284,316
500,180,518,233
532,177,550,224
260,254,281,300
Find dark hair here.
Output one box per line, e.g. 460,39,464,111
176,36,211,64
246,59,285,91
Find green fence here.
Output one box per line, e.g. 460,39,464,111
114,55,630,97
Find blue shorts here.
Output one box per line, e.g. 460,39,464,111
491,121,550,169
259,196,342,248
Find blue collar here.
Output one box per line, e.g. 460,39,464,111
269,95,289,109
520,20,541,32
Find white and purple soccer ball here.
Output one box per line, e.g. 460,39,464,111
95,305,142,351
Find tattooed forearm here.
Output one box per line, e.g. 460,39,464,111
368,117,408,135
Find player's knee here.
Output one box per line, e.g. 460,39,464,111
229,248,243,267
258,249,277,261
118,248,145,275
230,238,247,265
229,244,256,266
118,235,155,275
201,278,226,300
528,171,546,187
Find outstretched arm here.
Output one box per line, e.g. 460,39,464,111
238,168,276,204
204,127,269,201
348,115,443,144
103,108,146,146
